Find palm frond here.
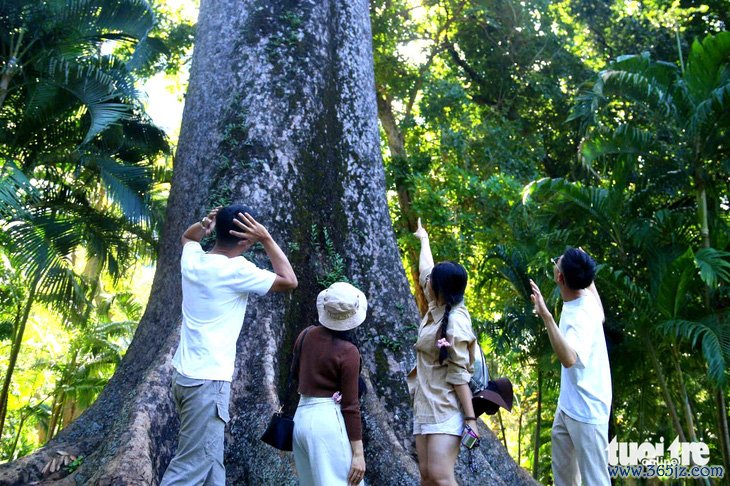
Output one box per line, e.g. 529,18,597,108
0,160,35,218
23,80,68,120
39,266,88,316
611,54,678,89
108,116,170,163
482,244,532,301
580,124,654,168
61,0,154,41
126,35,169,73
600,268,659,326
5,217,74,281
89,319,136,340
94,0,155,40
114,293,142,321
82,102,131,144
655,248,698,319
594,56,676,116
569,53,679,133
567,86,602,132
526,178,620,230
685,31,730,102
85,155,152,224
40,56,138,144
695,248,730,288
661,314,730,386
687,82,730,139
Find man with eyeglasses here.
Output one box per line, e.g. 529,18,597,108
530,247,611,486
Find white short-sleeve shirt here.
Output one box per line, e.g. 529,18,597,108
171,242,277,381
558,293,612,425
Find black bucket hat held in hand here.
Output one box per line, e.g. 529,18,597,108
472,378,514,417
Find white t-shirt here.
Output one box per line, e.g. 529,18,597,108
172,242,277,381
558,293,612,425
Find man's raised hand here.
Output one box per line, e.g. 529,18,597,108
530,279,550,320
230,212,272,245
201,207,219,236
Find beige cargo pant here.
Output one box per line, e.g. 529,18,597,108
551,408,610,486
160,372,231,486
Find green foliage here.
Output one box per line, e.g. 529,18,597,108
566,30,730,393
66,455,84,473
265,9,304,57
571,32,730,200
662,316,730,386
1,0,157,142
47,293,141,428
695,248,730,289
374,0,730,479
0,162,34,217
311,225,349,288
0,0,176,460
207,185,233,210
133,2,195,77
378,335,402,352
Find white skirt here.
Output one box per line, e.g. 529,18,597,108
293,395,364,486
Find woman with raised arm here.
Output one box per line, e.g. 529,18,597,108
407,218,479,486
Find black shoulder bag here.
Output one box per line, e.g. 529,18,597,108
260,326,311,451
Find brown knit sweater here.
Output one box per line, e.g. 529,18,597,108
294,325,362,440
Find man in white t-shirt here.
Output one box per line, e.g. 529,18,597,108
530,247,612,486
161,205,297,486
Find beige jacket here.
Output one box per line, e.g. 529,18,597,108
407,266,477,424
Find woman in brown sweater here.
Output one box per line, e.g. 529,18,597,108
292,282,367,486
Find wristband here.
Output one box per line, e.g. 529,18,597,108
464,416,476,421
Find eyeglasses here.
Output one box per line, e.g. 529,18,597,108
551,256,561,270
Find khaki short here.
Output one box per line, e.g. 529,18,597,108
413,412,464,436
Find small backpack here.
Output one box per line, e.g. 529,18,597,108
469,346,489,395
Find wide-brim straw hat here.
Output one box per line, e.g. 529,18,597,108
316,282,368,331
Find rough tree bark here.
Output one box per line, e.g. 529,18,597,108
0,1,537,484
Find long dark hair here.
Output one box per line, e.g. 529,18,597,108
323,326,367,397
430,261,468,364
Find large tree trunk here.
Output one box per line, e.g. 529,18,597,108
0,1,536,484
